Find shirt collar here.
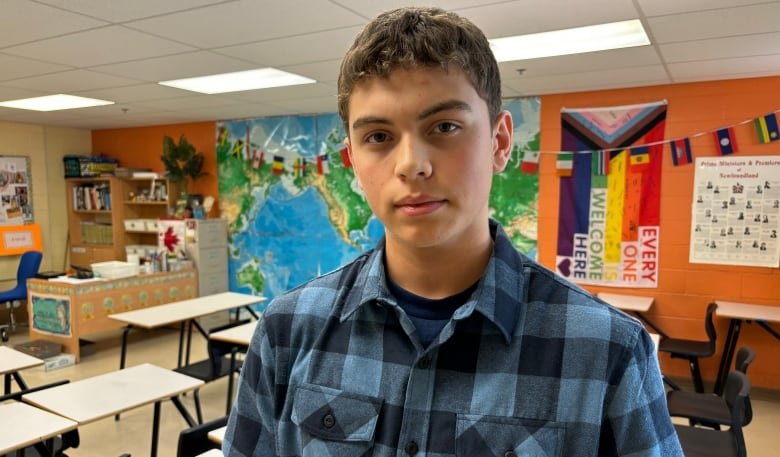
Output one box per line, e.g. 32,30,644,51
339,220,527,344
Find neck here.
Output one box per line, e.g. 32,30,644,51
385,224,493,299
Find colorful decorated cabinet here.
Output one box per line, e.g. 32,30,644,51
26,269,197,361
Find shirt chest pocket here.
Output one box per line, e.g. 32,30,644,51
456,414,564,457
290,383,383,457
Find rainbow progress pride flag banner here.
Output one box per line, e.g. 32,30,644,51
556,101,667,288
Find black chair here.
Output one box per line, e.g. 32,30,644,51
666,346,755,429
674,370,751,457
174,319,250,423
658,302,718,393
176,415,228,457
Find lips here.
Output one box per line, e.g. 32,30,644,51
394,195,445,216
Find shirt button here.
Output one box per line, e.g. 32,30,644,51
322,413,335,428
404,441,419,455
417,357,430,369
504,451,518,457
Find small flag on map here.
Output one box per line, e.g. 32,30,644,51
231,139,244,158
556,151,573,176
670,138,692,166
293,157,307,177
339,147,352,168
754,112,779,143
591,150,610,176
252,149,264,169
629,146,650,171
713,127,737,155
316,154,329,175
520,150,539,174
272,155,284,175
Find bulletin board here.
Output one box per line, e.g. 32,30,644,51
690,156,780,267
0,156,33,225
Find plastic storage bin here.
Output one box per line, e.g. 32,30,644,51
90,261,139,279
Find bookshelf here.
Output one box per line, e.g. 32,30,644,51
120,177,179,259
66,177,124,268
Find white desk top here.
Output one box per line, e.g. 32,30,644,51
597,292,655,312
109,292,265,328
0,346,44,375
197,450,224,457
715,300,780,322
23,363,203,424
0,402,78,454
210,321,258,346
649,333,660,351
208,425,227,445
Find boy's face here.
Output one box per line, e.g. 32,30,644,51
345,66,512,251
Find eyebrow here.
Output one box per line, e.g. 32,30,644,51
350,99,473,132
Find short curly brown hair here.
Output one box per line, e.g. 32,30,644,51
337,7,502,132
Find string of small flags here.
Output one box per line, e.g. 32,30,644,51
518,109,780,176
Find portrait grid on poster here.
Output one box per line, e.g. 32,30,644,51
690,156,780,267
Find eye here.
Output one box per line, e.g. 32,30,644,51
366,132,390,144
433,121,460,134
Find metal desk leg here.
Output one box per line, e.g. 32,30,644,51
151,400,161,457
171,395,199,426
714,318,741,395
4,373,10,395
116,325,133,421
177,321,186,368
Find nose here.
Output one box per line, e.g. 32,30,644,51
395,135,432,181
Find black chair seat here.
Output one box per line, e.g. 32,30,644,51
175,356,241,381
668,391,730,424
674,424,739,457
659,338,712,358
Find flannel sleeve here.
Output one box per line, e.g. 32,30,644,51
603,329,684,456
223,318,278,457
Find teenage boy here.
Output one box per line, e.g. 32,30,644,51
224,6,682,457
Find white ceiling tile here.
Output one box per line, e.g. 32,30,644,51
35,0,229,22
3,69,141,92
0,86,48,101
636,0,772,17
267,96,339,115
0,0,107,48
660,32,780,63
2,25,195,67
278,60,342,84
305,0,506,20
126,0,365,48
222,82,337,104
505,65,671,95
73,83,193,103
668,54,780,80
647,3,780,43
176,103,295,121
136,95,246,110
499,46,662,79
92,51,257,82
214,26,363,67
0,53,72,82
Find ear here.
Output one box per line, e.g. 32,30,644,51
344,137,363,189
491,110,513,173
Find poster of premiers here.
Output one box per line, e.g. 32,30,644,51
690,156,780,267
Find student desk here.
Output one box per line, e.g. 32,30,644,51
713,300,780,395
110,292,265,370
597,292,668,338
209,319,259,412
0,401,78,456
27,270,198,361
208,425,227,445
0,346,43,394
23,363,202,457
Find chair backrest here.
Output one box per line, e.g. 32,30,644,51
17,250,43,292
704,301,718,353
207,318,251,376
734,347,756,374
723,370,751,457
176,415,228,457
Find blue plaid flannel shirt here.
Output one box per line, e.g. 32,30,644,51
224,221,682,456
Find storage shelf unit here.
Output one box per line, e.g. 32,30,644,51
66,177,124,268
120,177,179,259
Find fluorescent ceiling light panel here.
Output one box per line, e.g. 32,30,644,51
158,68,316,94
0,94,114,111
489,19,650,62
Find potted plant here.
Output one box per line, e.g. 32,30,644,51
161,134,207,197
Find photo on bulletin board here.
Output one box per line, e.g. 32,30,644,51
690,156,780,267
0,156,33,225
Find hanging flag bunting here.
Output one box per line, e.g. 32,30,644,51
591,150,610,176
339,147,352,168
252,149,264,169
316,154,329,175
293,158,307,177
629,146,650,171
520,150,540,174
231,139,244,158
272,155,285,175
244,130,251,160
713,127,737,155
556,152,573,176
670,138,692,166
754,112,779,143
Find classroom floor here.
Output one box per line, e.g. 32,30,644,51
5,319,780,457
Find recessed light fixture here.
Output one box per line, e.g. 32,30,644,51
0,94,114,111
158,68,316,94
489,19,650,62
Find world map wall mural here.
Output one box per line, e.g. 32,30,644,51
217,98,540,306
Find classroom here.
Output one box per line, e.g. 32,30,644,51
1,1,779,456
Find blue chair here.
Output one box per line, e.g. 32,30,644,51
0,250,43,342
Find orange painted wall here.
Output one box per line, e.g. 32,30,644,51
91,122,218,202
538,76,780,389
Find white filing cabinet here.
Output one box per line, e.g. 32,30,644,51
185,218,229,296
